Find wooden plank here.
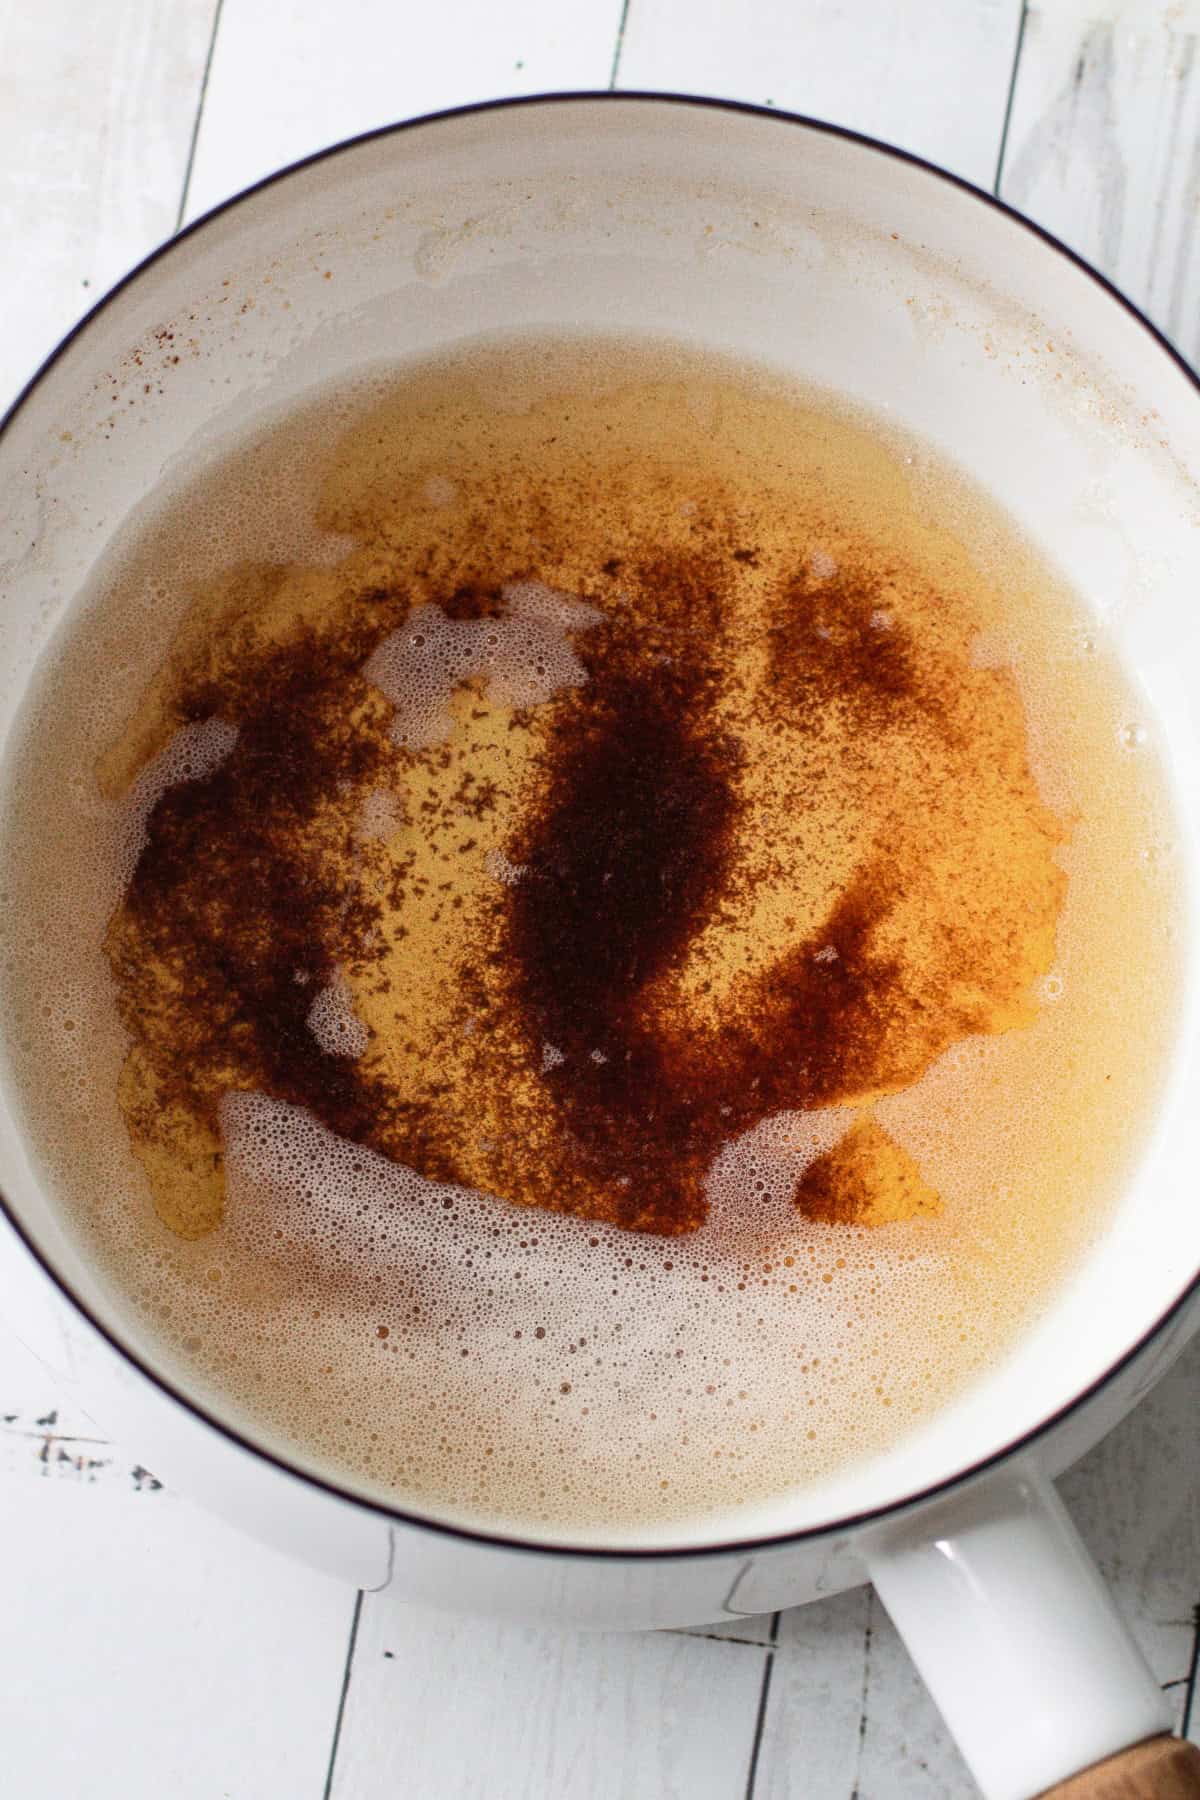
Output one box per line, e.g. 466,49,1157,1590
0,1310,357,1792
615,0,1025,188
758,1586,973,1798
183,0,626,222
1060,1335,1200,1730
0,1321,138,1489
1001,0,1200,365
754,1588,872,1800
0,1221,83,1397
0,0,217,409
0,1455,356,1799
330,1594,767,1799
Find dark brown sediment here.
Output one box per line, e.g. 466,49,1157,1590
103,508,1065,1239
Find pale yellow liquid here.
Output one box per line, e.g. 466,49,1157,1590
0,336,1181,1535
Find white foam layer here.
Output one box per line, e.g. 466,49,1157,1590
204,1089,952,1526
115,717,238,882
364,581,602,748
358,789,406,841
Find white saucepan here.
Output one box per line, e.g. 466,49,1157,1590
0,96,1197,1800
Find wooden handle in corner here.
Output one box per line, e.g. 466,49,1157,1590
1041,1736,1200,1799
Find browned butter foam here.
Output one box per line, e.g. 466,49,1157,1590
0,335,1182,1533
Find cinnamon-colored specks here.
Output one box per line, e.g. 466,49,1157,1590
104,505,1063,1239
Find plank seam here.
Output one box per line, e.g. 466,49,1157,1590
175,0,228,232
848,1589,875,1800
670,1627,779,1649
743,1612,781,1799
609,0,633,89
322,1589,364,1800
1181,1598,1200,1738
993,0,1031,195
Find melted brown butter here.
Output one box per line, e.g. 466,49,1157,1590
101,352,1065,1242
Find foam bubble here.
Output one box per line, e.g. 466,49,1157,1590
116,717,238,880
306,975,370,1059
365,582,602,749
358,789,405,841
210,1087,941,1524
484,849,528,886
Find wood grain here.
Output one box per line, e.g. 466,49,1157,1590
0,1437,356,1799
330,1593,768,1800
616,0,1025,187
1060,1338,1200,1720
182,0,626,222
0,0,217,408
757,1585,974,1798
1043,1734,1200,1799
1001,1,1200,364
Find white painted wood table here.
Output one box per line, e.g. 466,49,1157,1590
1,3,1198,1794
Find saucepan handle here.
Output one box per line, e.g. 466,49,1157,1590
1042,1736,1200,1798
865,1469,1200,1800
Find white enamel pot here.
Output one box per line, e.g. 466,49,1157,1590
0,96,1197,1800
